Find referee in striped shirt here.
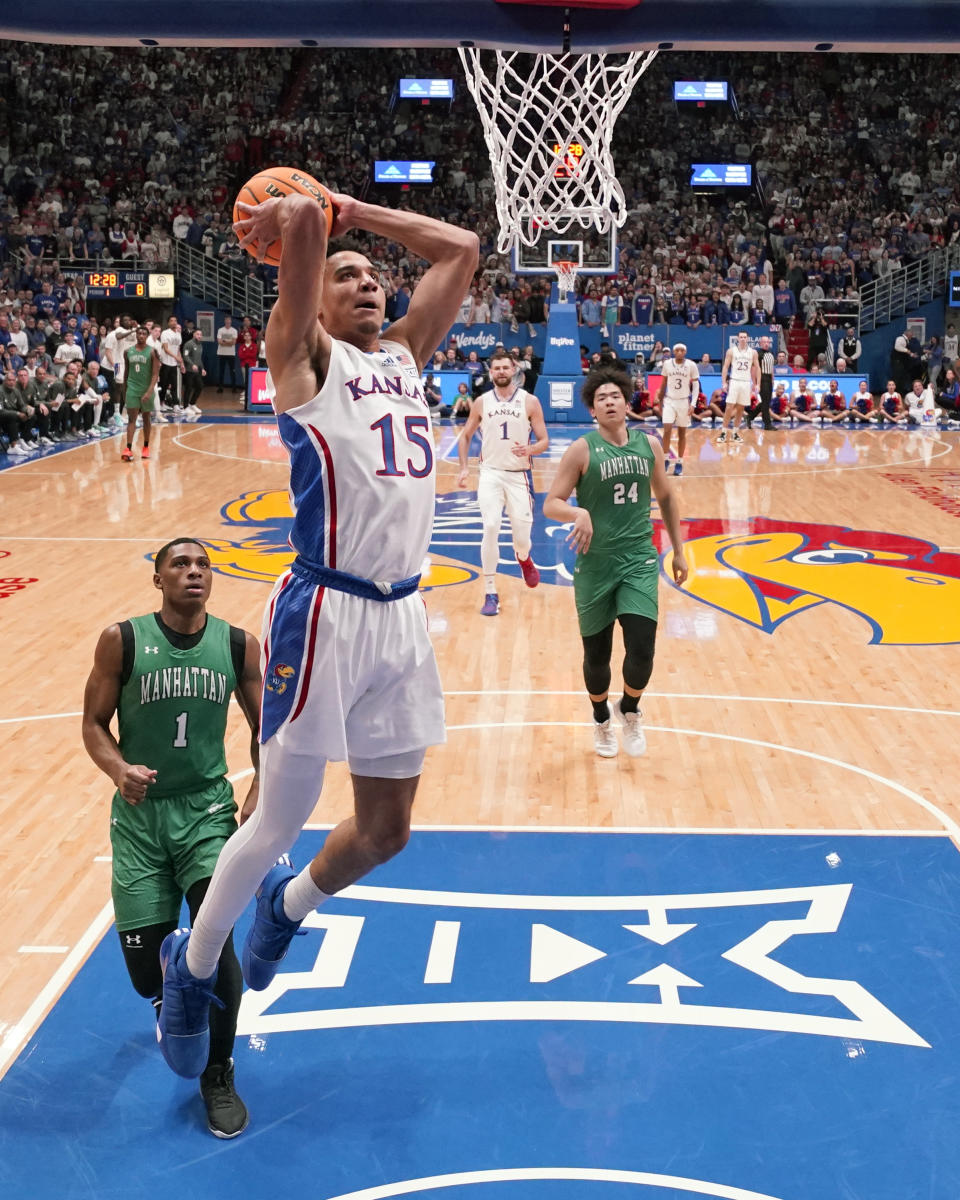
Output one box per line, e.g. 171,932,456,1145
747,335,776,429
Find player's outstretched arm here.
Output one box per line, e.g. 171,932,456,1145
648,439,688,585
456,398,484,486
233,630,262,825
82,626,157,805
344,204,479,371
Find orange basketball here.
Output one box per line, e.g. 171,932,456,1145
233,167,336,266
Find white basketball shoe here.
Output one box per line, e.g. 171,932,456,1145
616,702,647,757
593,718,619,758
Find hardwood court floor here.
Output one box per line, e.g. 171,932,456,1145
1,405,958,1074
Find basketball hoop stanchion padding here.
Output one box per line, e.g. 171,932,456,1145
458,47,658,254
535,263,589,424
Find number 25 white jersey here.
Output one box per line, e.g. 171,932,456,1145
479,387,532,472
728,349,756,381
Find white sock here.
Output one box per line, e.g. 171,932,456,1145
484,575,497,592
283,865,331,923
185,921,231,980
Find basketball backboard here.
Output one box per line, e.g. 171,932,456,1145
513,227,618,276
2,1,959,50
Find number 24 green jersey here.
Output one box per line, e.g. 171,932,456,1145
574,429,656,564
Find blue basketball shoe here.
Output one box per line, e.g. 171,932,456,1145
242,855,305,991
157,928,223,1079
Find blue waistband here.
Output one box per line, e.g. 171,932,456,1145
291,556,421,601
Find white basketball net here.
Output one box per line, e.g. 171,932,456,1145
553,260,579,302
458,48,658,254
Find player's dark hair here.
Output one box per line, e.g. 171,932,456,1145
154,538,207,571
582,366,633,409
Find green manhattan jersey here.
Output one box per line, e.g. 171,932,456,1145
572,429,660,635
575,429,655,558
125,346,154,395
117,614,237,797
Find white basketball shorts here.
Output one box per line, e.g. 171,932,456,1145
260,571,446,764
477,466,535,532
726,380,753,407
661,398,692,427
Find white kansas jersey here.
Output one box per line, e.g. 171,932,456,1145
276,337,435,581
662,358,700,400
728,347,756,381
479,387,532,471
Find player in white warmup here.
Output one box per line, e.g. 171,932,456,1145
456,350,549,615
719,330,760,444
656,342,699,476
156,186,479,1080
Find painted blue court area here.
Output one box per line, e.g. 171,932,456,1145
3,830,960,1200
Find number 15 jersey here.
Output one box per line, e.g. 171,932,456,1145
277,336,436,582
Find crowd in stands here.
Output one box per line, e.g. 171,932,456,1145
2,42,960,442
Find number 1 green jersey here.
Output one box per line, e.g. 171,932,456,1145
117,614,237,797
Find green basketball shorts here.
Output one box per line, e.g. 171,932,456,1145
124,388,155,413
110,776,237,931
573,553,660,637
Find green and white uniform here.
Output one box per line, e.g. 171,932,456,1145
110,613,239,930
124,345,156,412
572,429,660,636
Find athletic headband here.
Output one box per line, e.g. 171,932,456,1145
672,343,687,352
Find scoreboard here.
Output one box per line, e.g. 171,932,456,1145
82,271,176,300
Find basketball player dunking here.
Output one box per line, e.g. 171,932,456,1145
157,189,479,1079
719,330,760,444
456,350,549,615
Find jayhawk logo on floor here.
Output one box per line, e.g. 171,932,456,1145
200,490,477,589
656,517,960,645
201,491,960,645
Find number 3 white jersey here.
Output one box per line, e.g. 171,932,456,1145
276,336,435,582
662,358,700,401
479,386,532,471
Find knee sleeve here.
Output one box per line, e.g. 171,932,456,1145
349,747,425,779
509,515,533,560
619,613,657,691
117,922,169,999
581,624,615,696
480,522,501,577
